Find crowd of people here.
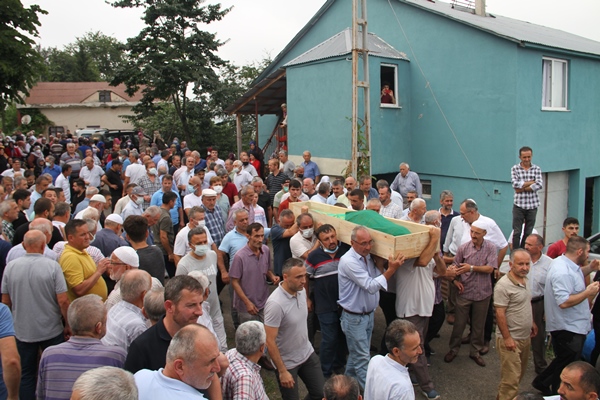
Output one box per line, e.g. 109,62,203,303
0,129,599,400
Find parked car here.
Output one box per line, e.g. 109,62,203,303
89,130,151,150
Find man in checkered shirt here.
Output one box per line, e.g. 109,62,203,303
222,321,268,400
511,146,543,250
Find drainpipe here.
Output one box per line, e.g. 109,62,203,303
475,0,486,16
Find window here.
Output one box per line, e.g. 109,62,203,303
99,90,112,102
542,58,568,110
380,64,399,107
421,180,431,200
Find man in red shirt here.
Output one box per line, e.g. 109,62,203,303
278,180,303,213
547,217,579,259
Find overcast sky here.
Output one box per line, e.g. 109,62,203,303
23,0,600,67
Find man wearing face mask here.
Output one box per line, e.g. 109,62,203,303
305,224,351,378
175,227,227,351
121,187,148,221
232,160,253,191
42,155,61,184
290,213,319,261
239,152,258,177
174,207,218,269
183,176,203,215
272,177,291,225
138,161,162,210
210,176,229,224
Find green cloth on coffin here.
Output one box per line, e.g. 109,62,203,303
344,210,411,236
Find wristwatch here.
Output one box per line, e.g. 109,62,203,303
470,265,474,273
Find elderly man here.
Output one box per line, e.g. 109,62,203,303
134,324,221,399
120,186,147,220
37,295,127,400
123,215,166,284
401,197,427,224
524,234,552,375
42,155,61,184
240,152,258,177
290,213,319,260
265,258,325,399
123,151,146,189
378,184,402,219
533,237,600,395
495,249,537,400
52,202,71,239
444,220,499,367
138,160,162,209
302,178,317,199
175,227,227,351
390,162,422,207
305,224,351,378
278,150,295,178
183,176,203,213
232,160,253,191
6,218,57,263
59,219,109,301
80,157,105,188
103,270,153,352
311,181,329,204
338,226,404,389
59,143,81,177
222,321,269,400
226,186,256,232
92,213,128,260
74,193,106,232
143,288,165,326
230,223,280,326
201,189,227,247
1,230,70,399
392,211,443,399
324,375,361,400
104,246,153,309
300,151,320,183
0,200,19,243
365,320,421,400
71,366,137,400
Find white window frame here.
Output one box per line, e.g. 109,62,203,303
542,57,568,111
380,63,400,108
421,179,432,200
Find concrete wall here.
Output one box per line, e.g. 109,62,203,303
40,106,136,130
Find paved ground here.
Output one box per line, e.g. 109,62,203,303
219,286,544,400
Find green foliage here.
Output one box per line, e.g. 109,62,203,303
40,31,122,82
1,104,52,134
109,0,231,145
342,117,372,178
0,0,47,110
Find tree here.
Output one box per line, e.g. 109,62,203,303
109,0,230,145
66,32,124,81
0,0,46,111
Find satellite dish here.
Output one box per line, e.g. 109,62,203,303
21,115,32,125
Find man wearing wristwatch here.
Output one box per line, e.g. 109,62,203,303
444,219,498,367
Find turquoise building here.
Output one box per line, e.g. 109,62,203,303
227,0,600,243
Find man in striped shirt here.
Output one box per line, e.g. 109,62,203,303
37,295,127,400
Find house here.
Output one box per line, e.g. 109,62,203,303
18,82,144,132
227,0,600,241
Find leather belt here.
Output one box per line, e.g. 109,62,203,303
342,308,373,316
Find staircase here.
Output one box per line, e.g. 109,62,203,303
261,114,286,160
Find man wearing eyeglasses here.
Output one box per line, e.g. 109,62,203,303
337,225,405,389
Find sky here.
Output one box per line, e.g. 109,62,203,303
22,0,600,67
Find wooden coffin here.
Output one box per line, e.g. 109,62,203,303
289,201,432,259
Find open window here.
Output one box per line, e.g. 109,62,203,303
380,64,399,108
542,57,568,110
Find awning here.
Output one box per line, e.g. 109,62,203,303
224,68,286,115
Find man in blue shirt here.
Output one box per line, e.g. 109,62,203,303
300,151,321,183
150,175,184,235
533,236,600,395
42,156,61,184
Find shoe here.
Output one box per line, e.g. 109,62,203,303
258,355,275,371
411,375,419,386
429,348,436,355
480,341,490,355
422,389,441,399
446,314,455,325
532,379,552,396
444,351,457,363
461,335,470,345
469,355,486,367
426,354,431,367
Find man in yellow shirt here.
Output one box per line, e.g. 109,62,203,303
59,219,109,301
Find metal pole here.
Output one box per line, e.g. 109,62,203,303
361,0,371,176
351,0,359,179
236,114,242,157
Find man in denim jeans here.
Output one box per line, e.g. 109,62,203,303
337,226,404,389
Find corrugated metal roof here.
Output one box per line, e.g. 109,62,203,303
402,0,600,57
285,28,410,67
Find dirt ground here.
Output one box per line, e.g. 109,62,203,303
218,286,543,400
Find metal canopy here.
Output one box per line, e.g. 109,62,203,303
224,68,286,115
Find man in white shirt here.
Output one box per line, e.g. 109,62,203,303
232,160,253,191
183,177,203,215
123,152,146,190
121,187,147,221
240,152,258,177
80,157,105,188
55,165,72,203
365,319,421,400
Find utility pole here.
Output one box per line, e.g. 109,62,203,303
351,0,371,178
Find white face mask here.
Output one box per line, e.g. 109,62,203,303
193,244,209,257
197,220,206,229
213,185,223,194
301,228,314,239
232,167,240,174
148,167,158,176
134,196,144,205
